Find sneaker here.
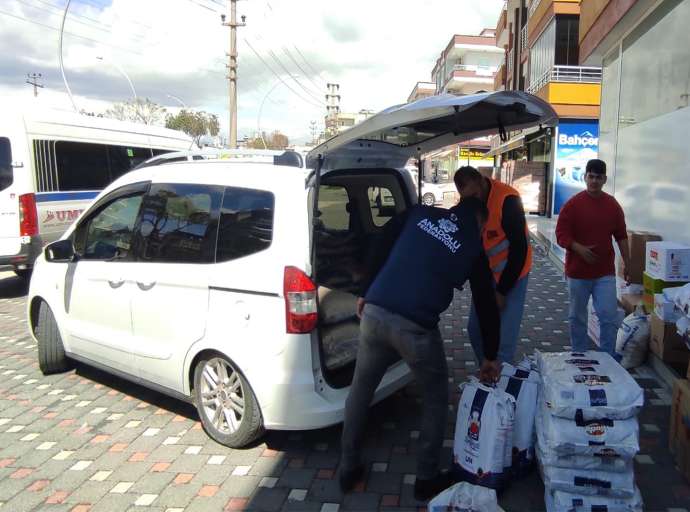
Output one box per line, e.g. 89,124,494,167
338,464,364,493
413,470,455,501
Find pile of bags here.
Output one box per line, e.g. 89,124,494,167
663,283,690,344
536,350,645,511
451,358,541,491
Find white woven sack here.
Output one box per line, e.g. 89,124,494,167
427,482,505,512
546,486,643,511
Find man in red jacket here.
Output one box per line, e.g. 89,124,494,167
555,159,630,356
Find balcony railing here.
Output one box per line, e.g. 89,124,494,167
507,48,514,76
452,64,496,77
528,0,543,19
520,25,528,53
527,65,602,94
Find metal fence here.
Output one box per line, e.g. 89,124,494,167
527,65,602,93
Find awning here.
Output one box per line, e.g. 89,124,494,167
484,126,543,157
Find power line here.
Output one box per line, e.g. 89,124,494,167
244,38,324,110
281,46,324,96
292,45,329,85
186,0,221,13
0,8,145,56
266,48,325,105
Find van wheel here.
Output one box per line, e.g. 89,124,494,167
422,193,435,206
36,301,72,375
193,355,264,448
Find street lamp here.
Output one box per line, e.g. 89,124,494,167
59,0,78,112
96,56,138,103
166,94,187,109
258,81,283,149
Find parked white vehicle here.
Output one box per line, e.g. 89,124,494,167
421,180,458,206
27,91,556,447
0,107,192,278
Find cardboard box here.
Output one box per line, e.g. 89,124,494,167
619,293,646,315
670,378,690,482
655,293,681,322
646,241,690,282
650,313,690,365
617,231,662,284
643,271,687,311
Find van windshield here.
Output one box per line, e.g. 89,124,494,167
0,137,12,192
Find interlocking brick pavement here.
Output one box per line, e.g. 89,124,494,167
1,245,689,511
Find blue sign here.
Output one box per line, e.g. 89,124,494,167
553,120,600,215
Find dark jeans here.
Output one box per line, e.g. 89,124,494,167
341,304,448,479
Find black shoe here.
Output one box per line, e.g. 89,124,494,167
413,470,455,501
339,464,364,493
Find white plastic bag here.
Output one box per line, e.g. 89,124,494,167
498,362,540,475
453,377,515,490
536,351,644,420
535,401,639,459
540,463,636,498
615,307,650,369
546,486,643,512
427,482,505,512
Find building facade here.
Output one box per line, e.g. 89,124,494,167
579,0,690,244
490,0,604,216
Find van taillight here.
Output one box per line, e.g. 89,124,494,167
284,266,317,333
18,193,38,237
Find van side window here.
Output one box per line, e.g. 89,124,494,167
133,183,222,264
54,141,110,191
367,186,396,227
0,137,12,192
216,187,274,263
80,194,145,261
317,186,350,231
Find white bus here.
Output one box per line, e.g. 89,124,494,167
0,108,193,278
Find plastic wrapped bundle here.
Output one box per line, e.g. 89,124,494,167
536,402,639,459
545,486,643,512
536,443,631,473
498,362,540,475
453,377,515,490
540,462,636,498
536,351,644,420
427,481,505,512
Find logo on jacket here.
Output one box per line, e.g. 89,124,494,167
467,410,481,441
438,218,458,233
417,217,461,253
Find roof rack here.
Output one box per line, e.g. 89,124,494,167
135,148,304,170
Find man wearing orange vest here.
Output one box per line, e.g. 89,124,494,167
454,166,532,364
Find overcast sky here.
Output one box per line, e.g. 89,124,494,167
0,0,503,144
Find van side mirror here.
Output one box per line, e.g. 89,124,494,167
45,239,76,263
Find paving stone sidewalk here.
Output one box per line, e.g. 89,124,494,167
0,245,688,511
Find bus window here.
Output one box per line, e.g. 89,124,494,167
109,146,171,181
0,137,11,192
55,141,110,191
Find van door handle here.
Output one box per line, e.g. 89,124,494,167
136,281,156,291
108,279,124,289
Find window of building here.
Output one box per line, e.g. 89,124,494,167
216,187,274,262
0,137,12,192
529,19,556,87
133,183,222,264
554,16,579,66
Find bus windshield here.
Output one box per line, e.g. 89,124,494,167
0,137,12,192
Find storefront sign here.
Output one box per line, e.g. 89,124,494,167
553,120,599,215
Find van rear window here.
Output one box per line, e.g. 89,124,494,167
0,137,12,192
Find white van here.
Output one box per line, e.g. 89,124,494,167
27,91,556,448
0,108,192,278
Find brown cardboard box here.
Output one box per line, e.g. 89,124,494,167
619,293,646,315
650,313,690,365
670,379,690,482
617,231,662,284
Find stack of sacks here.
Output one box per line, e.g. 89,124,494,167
497,357,540,476
535,351,644,511
453,377,515,491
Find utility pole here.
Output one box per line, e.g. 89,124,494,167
26,72,44,97
310,120,317,144
221,2,246,149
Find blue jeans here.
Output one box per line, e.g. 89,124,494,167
469,275,529,364
567,275,618,356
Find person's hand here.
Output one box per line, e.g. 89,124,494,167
622,262,631,284
495,291,506,310
573,242,598,264
479,359,501,385
356,297,366,318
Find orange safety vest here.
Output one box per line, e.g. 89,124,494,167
482,179,532,284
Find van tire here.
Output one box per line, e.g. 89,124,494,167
422,193,435,206
193,355,264,448
36,301,72,375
